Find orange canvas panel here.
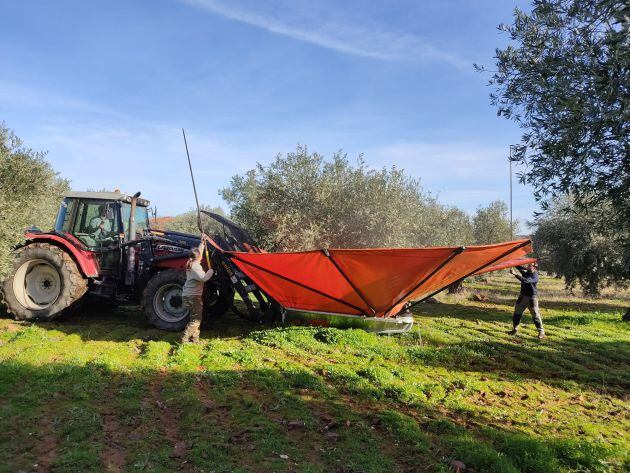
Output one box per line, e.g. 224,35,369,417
475,257,537,276
386,240,532,315
229,239,533,318
327,247,457,314
230,251,368,314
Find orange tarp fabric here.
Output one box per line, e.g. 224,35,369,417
229,239,533,317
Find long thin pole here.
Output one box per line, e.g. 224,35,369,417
182,128,211,267
509,146,513,240
183,129,203,232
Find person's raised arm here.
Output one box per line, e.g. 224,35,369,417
520,272,538,284
188,262,206,282
202,268,214,282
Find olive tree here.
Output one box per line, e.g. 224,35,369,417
481,0,629,297
480,0,629,218
162,205,226,236
473,200,515,244
533,197,629,295
221,146,473,251
0,123,69,276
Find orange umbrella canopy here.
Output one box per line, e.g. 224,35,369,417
229,239,533,318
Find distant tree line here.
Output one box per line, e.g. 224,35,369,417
159,205,226,236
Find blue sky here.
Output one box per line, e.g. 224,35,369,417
0,0,536,228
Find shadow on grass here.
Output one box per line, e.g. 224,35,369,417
0,301,265,343
489,295,628,315
416,301,511,322
4,299,628,397
463,284,629,313
0,358,618,473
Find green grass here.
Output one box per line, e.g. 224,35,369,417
0,273,628,472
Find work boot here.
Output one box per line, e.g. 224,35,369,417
537,330,546,339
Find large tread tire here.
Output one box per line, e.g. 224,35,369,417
143,269,235,331
200,280,235,330
0,243,88,321
143,269,189,331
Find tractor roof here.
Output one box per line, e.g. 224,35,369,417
65,191,150,207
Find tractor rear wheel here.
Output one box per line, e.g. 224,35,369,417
201,280,235,329
143,270,235,331
1,243,88,321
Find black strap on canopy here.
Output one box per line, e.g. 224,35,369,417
383,246,465,315
406,240,531,313
229,253,366,315
322,249,377,316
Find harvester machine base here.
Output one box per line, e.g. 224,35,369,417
281,309,415,334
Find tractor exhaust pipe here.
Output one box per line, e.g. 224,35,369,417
128,191,141,241
125,191,141,285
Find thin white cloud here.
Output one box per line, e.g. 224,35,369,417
181,0,470,70
0,80,111,115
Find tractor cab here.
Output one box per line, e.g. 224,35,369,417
55,191,150,246
54,191,150,272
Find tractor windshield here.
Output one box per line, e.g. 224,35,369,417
121,204,149,236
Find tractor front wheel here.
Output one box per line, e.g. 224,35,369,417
0,243,88,321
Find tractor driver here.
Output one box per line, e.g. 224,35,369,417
89,205,115,243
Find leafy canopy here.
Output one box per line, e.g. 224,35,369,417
0,123,69,276
220,146,477,251
473,200,518,244
481,0,629,219
533,196,629,295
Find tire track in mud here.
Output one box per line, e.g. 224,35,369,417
148,370,192,471
33,411,59,473
100,384,127,473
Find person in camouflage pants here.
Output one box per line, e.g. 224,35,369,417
181,235,214,343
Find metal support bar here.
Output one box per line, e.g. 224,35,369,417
322,249,376,316
229,253,366,314
406,240,531,313
383,246,465,315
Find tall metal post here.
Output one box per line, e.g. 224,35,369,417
509,145,514,240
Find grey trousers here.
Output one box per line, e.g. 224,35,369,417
513,294,544,331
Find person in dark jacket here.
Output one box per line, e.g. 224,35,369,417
508,262,545,338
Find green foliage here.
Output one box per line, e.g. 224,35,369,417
533,197,629,294
221,145,474,251
0,123,69,276
162,205,226,236
481,0,629,221
473,200,515,244
550,438,614,472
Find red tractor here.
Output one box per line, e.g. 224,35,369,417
0,191,267,330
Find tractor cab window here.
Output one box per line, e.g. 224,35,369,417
73,200,120,248
121,204,149,238
55,198,78,233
